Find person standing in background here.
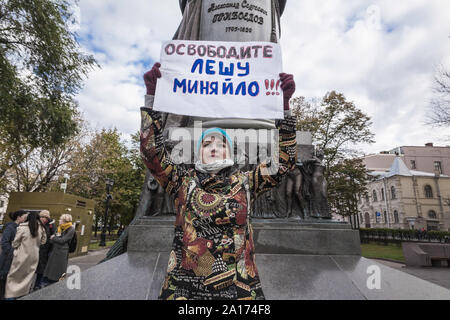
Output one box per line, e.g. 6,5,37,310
42,214,75,286
5,211,46,300
0,210,27,299
33,210,56,291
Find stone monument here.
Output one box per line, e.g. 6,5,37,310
103,0,294,260
104,0,333,262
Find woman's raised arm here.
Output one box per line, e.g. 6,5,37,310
248,73,297,198
140,63,184,196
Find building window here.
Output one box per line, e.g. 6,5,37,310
0,200,4,208
372,190,378,202
391,186,396,200
428,210,437,219
381,188,385,201
365,193,370,203
434,161,442,174
424,185,433,198
394,210,399,224
365,212,371,228
383,211,387,224
360,213,364,224
410,160,416,170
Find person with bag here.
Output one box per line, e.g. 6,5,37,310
33,210,56,291
4,211,47,300
42,214,75,287
0,210,27,299
141,63,297,300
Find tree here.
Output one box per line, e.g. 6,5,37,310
121,132,146,225
327,157,374,227
293,91,375,176
428,65,450,127
292,91,375,220
56,129,145,233
3,116,86,194
0,0,97,185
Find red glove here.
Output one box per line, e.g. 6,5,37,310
280,73,296,111
143,62,162,96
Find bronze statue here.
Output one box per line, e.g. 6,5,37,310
285,165,304,219
300,149,331,219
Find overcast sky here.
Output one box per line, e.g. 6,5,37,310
74,0,450,154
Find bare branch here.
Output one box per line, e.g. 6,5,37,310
428,65,450,127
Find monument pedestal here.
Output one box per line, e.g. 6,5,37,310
127,217,361,256
25,216,450,300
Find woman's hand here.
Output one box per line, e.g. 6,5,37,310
144,62,162,96
279,73,296,111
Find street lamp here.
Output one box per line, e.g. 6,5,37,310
61,173,70,193
99,178,114,247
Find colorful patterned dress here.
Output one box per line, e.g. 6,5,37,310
140,96,297,300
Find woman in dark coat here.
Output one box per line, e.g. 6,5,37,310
34,210,56,290
141,64,296,300
43,214,75,285
0,210,27,299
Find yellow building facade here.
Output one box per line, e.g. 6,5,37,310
358,157,450,231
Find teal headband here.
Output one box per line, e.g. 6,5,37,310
197,128,233,154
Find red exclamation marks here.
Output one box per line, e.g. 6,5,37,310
265,79,281,96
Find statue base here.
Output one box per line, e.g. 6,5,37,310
24,216,450,300
126,217,361,256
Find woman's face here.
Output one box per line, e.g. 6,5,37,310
200,134,230,165
16,215,26,224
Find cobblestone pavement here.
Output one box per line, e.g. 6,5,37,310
373,259,450,290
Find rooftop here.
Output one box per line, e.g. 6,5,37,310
369,157,450,179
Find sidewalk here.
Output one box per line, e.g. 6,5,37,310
68,250,450,292
373,259,450,290
68,248,109,272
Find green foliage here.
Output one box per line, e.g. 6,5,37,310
0,0,97,186
292,91,375,217
327,157,373,217
53,129,145,229
427,230,450,238
360,228,450,240
293,91,375,173
360,243,405,262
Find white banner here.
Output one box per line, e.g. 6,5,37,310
153,40,284,119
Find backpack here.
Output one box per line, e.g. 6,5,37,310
68,230,77,253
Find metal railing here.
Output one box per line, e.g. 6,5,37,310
359,228,450,244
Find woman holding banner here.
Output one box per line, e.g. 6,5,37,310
141,63,296,300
